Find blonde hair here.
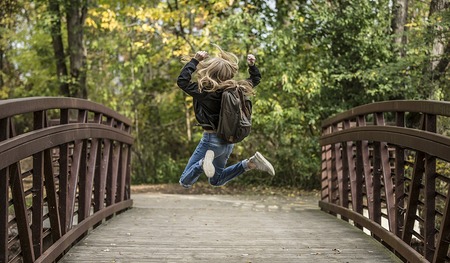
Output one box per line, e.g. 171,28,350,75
182,45,255,95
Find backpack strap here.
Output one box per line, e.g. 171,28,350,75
237,88,250,116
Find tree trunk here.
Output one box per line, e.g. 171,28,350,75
49,0,70,97
0,0,19,95
0,39,4,90
0,1,9,90
66,0,88,98
428,0,448,71
426,0,449,99
391,0,408,57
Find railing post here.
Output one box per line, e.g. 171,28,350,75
106,140,121,207
374,113,396,233
331,124,340,204
0,118,9,263
402,116,426,245
9,121,35,263
32,111,45,258
94,117,113,213
342,120,362,229
395,112,405,238
372,143,382,228
321,125,333,203
325,144,333,203
424,114,436,261
79,113,102,222
356,115,374,220
332,123,349,219
43,148,61,243
124,143,132,200
59,109,70,235
433,182,450,263
117,144,129,202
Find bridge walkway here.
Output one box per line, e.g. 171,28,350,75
60,193,401,263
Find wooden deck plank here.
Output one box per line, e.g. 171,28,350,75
61,193,401,263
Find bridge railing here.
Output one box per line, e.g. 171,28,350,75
320,100,450,263
0,97,134,263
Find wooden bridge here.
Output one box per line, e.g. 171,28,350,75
1,97,450,262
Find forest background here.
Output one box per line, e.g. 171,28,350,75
1,0,449,189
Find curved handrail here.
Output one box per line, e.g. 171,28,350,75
1,97,134,263
0,97,130,124
320,100,450,263
321,100,450,127
0,124,133,168
321,126,450,162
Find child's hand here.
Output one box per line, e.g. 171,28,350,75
247,54,256,66
194,51,209,61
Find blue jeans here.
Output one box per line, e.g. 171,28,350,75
179,132,249,188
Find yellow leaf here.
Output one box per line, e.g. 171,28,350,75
134,42,144,48
142,24,154,32
100,22,109,29
405,22,417,27
85,17,97,29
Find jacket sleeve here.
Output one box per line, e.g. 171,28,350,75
248,65,262,87
177,59,201,97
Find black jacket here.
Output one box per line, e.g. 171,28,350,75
177,58,261,129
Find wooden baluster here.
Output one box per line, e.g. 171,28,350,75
324,144,333,203
9,118,34,262
106,140,120,207
67,139,83,229
32,111,45,258
373,140,382,231
336,122,349,221
331,123,341,205
113,122,124,203
424,114,436,261
375,112,396,232
116,142,130,203
321,125,333,203
94,117,113,213
395,112,405,238
59,109,69,235
357,115,374,220
67,110,88,227
433,182,450,263
402,116,426,246
0,118,9,263
342,120,362,228
79,113,102,222
119,123,129,203
124,141,132,201
43,148,61,243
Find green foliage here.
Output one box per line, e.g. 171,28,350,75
2,0,450,189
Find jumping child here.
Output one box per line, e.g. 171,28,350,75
177,46,275,188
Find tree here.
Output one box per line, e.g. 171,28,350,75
0,0,20,98
48,0,70,97
391,0,408,57
2,0,448,188
428,0,450,91
65,0,88,98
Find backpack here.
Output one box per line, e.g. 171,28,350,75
216,88,252,143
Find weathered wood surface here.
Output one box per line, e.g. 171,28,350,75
60,193,401,263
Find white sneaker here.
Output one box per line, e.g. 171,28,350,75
249,152,275,176
203,150,215,178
